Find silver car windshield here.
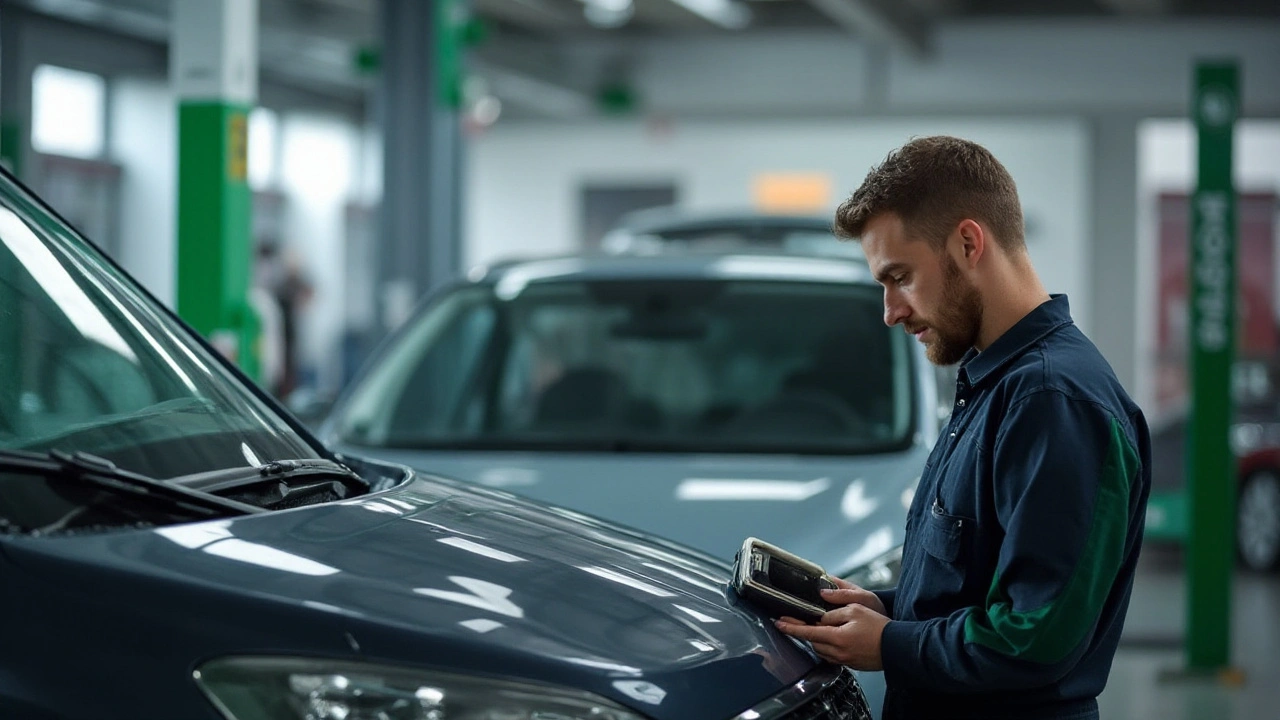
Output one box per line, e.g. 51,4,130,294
0,177,319,478
337,278,917,454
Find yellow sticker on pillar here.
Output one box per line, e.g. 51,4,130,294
228,112,248,183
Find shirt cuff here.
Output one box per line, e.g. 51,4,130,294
872,588,896,617
879,619,924,688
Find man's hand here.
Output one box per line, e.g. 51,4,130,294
773,602,889,671
820,577,886,615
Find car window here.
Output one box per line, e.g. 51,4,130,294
0,179,319,479
338,278,917,454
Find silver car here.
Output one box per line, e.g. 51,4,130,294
322,249,950,717
601,207,865,262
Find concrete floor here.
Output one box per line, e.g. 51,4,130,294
1098,544,1280,720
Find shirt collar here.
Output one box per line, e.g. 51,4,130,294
957,294,1074,388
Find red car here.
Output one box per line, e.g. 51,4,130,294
1236,439,1280,571
1146,402,1280,572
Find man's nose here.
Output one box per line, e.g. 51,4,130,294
884,296,909,327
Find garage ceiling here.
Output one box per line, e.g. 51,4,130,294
5,0,1279,117
478,0,1280,36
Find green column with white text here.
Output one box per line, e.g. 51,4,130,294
173,0,259,381
1186,60,1238,672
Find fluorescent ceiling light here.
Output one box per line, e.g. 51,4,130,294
580,0,635,27
669,0,752,29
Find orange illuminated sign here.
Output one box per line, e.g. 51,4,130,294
752,173,832,213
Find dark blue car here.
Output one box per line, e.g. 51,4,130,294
0,170,870,720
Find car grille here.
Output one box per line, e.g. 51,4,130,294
782,668,871,720
734,665,872,720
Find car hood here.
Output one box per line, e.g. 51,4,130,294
3,469,819,719
337,445,927,576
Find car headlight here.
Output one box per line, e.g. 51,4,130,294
843,545,903,591
194,656,647,720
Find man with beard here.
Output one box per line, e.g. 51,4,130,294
775,136,1151,720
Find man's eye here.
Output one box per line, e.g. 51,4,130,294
893,275,907,285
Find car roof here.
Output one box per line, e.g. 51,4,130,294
613,206,835,235
469,249,877,291
599,207,863,261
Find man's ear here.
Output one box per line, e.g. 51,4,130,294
955,219,985,270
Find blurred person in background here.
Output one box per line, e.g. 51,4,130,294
254,238,314,399
775,136,1152,720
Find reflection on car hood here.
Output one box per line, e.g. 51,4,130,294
3,471,819,719
346,446,927,575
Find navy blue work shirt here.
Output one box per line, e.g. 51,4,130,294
872,294,1151,720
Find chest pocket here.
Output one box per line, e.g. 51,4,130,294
923,501,968,563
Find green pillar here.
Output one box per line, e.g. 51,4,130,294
0,118,22,178
1,8,31,181
1185,60,1238,671
172,0,259,382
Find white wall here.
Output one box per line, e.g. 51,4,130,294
279,111,358,393
110,78,176,306
1135,120,1280,412
467,117,1093,333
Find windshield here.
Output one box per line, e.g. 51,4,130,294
337,278,916,454
0,175,319,479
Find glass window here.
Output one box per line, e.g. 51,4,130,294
338,278,916,455
32,65,106,159
0,177,319,479
248,107,279,190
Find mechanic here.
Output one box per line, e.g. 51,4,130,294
774,135,1152,720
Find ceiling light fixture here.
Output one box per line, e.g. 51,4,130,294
668,0,753,29
579,0,635,28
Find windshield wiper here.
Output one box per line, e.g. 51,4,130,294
0,449,262,521
174,458,368,510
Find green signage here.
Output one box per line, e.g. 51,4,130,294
1185,61,1238,671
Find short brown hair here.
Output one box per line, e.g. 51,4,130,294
834,136,1025,252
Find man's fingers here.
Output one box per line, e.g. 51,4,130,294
818,607,854,626
774,619,839,643
808,641,848,665
831,576,856,590
820,584,887,616
820,588,870,604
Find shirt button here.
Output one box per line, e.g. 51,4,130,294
949,431,957,438
957,399,966,407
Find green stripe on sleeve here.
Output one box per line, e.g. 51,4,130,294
963,417,1138,663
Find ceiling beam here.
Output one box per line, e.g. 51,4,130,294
805,0,930,57
899,0,959,15
471,59,597,118
470,36,599,118
1096,0,1170,14
472,0,585,30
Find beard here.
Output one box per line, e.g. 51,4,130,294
921,254,983,366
